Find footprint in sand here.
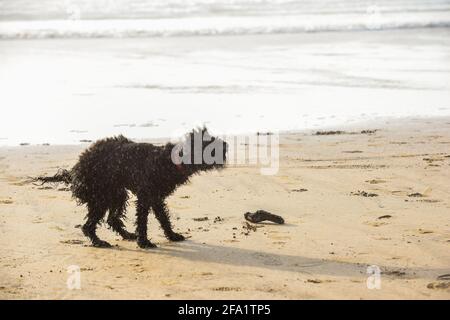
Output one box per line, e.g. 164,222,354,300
416,199,441,203
80,267,94,272
374,237,391,240
417,229,434,235
60,239,84,245
408,192,424,198
291,188,308,193
223,239,240,243
0,285,23,295
351,190,378,197
427,282,450,290
382,269,408,278
366,179,386,184
38,186,53,190
213,287,242,292
306,279,336,284
364,221,387,227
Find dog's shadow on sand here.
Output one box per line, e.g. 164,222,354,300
118,240,447,280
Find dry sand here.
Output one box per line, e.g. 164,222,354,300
0,117,449,299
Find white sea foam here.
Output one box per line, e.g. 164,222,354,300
1,12,450,39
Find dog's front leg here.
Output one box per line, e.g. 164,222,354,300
135,197,157,249
152,198,185,242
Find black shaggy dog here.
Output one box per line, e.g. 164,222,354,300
36,127,227,249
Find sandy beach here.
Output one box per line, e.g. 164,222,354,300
0,117,449,300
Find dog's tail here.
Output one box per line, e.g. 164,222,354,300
32,168,72,185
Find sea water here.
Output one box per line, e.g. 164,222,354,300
1,0,450,145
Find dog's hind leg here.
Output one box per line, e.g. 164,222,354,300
135,196,157,249
152,198,185,242
82,203,111,248
107,191,137,241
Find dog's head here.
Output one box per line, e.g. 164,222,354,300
171,127,227,173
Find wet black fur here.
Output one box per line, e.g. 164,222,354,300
35,128,226,249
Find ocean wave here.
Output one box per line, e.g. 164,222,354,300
1,13,450,39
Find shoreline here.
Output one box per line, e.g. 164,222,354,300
1,115,450,148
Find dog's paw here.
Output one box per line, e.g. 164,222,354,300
168,232,186,242
92,240,112,248
137,239,157,249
